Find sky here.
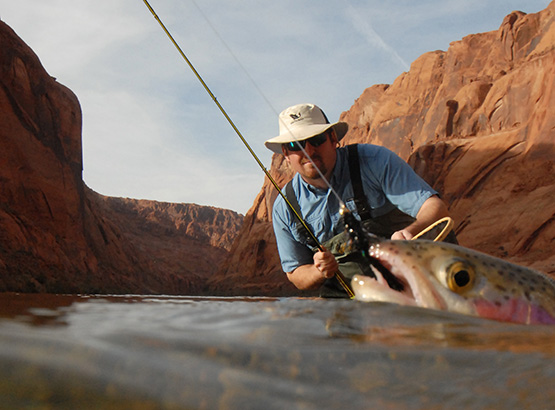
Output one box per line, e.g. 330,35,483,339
1,0,551,214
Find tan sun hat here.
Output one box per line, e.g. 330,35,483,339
264,103,348,154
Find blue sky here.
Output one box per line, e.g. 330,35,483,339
1,0,550,214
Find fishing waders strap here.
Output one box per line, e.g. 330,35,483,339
347,144,372,221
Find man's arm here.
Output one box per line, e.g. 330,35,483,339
391,195,450,240
286,248,338,290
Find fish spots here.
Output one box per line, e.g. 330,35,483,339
524,291,531,301
496,284,507,292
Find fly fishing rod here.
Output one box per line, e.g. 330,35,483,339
141,0,355,298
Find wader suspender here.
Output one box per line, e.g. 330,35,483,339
285,144,371,246
347,144,372,221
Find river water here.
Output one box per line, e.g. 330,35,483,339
0,293,553,409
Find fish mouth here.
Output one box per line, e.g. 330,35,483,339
351,241,445,309
350,256,417,306
367,257,406,292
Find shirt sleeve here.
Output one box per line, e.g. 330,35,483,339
359,145,437,217
272,196,314,273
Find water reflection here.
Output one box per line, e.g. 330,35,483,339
324,302,555,355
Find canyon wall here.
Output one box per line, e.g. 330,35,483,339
0,20,243,294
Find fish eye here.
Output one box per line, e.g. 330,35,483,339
446,261,475,293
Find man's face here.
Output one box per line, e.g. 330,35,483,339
282,128,338,188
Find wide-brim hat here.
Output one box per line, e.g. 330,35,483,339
264,103,348,154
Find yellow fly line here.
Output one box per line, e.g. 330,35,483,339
412,217,454,242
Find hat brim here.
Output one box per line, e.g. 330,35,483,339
264,122,348,154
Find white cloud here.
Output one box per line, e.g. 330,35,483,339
343,0,410,71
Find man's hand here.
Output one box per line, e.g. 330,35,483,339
313,249,339,279
285,248,339,290
391,229,413,240
391,195,450,241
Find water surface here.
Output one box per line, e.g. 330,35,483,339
0,293,553,409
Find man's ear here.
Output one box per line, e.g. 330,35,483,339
330,129,339,146
281,145,290,162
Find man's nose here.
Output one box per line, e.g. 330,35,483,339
304,141,317,156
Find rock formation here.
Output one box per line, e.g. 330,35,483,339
0,20,243,294
208,2,555,295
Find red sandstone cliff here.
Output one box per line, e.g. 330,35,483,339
208,2,555,295
0,21,243,294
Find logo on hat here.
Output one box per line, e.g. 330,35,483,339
289,112,302,122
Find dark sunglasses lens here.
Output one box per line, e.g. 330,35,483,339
284,131,329,151
309,133,328,147
286,141,304,151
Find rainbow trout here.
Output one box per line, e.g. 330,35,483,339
351,240,555,325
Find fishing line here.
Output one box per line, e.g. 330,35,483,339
141,0,354,297
189,0,346,209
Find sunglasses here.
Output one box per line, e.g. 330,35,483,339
283,130,331,152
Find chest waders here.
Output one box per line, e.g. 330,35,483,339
286,144,418,298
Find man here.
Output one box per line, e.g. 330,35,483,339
265,103,453,297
